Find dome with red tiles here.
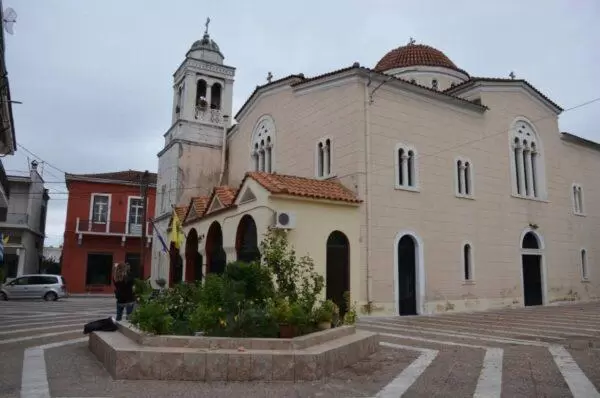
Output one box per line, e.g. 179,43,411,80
375,43,466,75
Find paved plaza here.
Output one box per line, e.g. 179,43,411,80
1,297,600,397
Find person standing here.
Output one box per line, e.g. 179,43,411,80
113,262,135,321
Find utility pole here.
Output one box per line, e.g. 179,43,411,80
139,170,150,279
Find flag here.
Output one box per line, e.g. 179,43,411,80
169,209,185,249
149,218,169,253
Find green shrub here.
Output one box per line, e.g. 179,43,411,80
133,278,153,304
130,301,174,335
223,261,275,304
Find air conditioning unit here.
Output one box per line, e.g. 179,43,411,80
274,211,296,229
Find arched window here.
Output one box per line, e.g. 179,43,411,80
395,144,418,190
176,84,184,113
431,79,438,90
463,243,473,281
251,115,276,173
510,120,544,199
572,183,585,215
196,80,207,108
581,249,588,280
211,83,222,110
455,157,473,197
316,137,333,178
522,231,540,250
581,249,589,280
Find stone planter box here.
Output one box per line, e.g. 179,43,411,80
89,322,379,382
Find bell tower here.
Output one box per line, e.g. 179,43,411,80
152,19,235,281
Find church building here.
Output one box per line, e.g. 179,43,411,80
151,22,599,316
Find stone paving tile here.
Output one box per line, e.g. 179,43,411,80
567,348,600,390
501,346,571,398
46,341,419,398
0,347,25,398
401,347,484,398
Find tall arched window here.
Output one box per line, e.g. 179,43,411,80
251,115,276,173
176,84,184,113
581,249,588,280
510,120,545,199
572,183,585,215
196,80,207,108
395,144,418,190
463,243,473,281
316,137,333,178
455,157,473,197
211,83,222,110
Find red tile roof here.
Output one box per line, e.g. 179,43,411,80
374,44,468,76
66,170,157,184
244,172,361,203
214,186,237,206
183,195,210,223
174,206,188,221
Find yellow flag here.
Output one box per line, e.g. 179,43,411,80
169,210,185,249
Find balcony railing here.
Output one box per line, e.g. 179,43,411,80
75,218,152,236
194,106,222,124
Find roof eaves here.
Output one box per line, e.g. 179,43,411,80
446,78,563,113
560,132,600,152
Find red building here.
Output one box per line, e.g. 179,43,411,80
62,171,156,294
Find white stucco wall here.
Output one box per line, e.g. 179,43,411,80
181,178,362,305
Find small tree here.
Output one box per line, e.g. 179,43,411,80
260,228,324,313
40,256,60,275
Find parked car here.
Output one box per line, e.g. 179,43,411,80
0,274,68,301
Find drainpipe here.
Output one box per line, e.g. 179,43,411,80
217,115,230,187
364,74,373,311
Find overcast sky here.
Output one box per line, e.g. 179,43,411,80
3,0,599,247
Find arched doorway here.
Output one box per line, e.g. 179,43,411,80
205,221,226,275
396,234,419,316
169,242,183,286
522,230,543,306
326,231,350,317
185,228,203,282
235,215,260,263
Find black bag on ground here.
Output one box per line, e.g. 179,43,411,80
83,317,118,334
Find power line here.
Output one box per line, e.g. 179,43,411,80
16,143,67,175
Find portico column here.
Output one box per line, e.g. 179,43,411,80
224,246,237,264
16,248,25,276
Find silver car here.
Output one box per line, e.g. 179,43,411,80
0,274,68,301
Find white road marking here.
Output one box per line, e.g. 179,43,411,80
375,342,438,398
0,330,80,344
473,348,503,398
20,337,87,398
549,345,600,398
0,323,84,335
362,321,549,346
